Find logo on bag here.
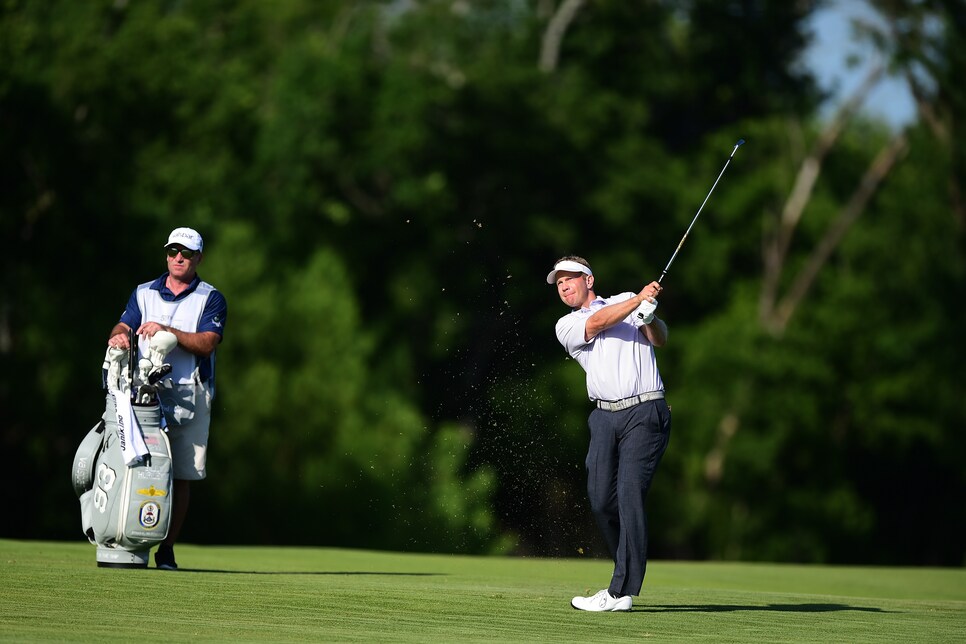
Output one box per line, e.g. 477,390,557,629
116,412,127,451
137,485,168,497
74,456,90,486
139,501,162,529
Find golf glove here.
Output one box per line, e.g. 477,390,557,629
634,299,658,326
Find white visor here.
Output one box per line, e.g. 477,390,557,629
547,260,593,284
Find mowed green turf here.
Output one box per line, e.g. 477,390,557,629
1,539,963,642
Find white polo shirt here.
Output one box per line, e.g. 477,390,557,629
555,292,664,402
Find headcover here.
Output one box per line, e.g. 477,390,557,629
546,259,593,284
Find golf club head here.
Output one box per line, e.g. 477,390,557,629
135,385,155,406
138,358,153,386
147,364,173,385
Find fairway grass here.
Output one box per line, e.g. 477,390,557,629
1,539,963,642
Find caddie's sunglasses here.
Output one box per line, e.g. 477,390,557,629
166,247,197,259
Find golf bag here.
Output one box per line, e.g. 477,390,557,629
72,330,177,568
72,395,174,567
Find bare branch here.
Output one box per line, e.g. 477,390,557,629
780,65,882,242
538,0,585,74
759,64,884,324
903,67,947,141
337,175,385,218
769,133,909,334
704,412,739,486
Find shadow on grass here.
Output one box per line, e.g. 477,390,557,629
640,603,894,614
162,569,445,576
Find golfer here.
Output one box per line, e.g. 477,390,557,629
548,255,671,612
107,227,227,570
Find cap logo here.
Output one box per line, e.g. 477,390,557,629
164,227,203,251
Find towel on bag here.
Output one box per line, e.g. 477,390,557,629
111,390,148,466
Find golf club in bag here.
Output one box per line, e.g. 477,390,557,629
72,328,178,568
637,139,745,323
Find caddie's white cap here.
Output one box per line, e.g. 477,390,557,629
164,227,204,252
546,259,592,284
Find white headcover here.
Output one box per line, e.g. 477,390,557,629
138,358,154,385
147,330,178,368
103,347,130,394
547,259,593,284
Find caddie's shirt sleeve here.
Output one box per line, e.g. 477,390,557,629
198,289,227,339
118,289,142,330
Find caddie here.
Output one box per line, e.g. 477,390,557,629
107,227,227,570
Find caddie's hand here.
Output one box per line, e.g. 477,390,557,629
137,321,167,339
108,333,129,349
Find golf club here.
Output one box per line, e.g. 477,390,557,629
637,139,744,324
148,364,172,385
658,139,744,284
128,328,137,397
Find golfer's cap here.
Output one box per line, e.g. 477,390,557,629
547,259,592,284
164,227,204,252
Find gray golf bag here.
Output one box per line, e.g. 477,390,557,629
72,330,177,568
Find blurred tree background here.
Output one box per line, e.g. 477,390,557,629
2,0,963,565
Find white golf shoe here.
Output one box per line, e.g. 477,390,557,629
571,589,632,612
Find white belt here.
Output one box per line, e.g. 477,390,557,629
595,391,664,411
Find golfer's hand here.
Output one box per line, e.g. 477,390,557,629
632,282,662,326
637,281,663,303
635,300,658,326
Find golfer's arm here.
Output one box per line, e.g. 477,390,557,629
641,317,668,347
585,296,644,340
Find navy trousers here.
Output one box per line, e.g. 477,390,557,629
586,398,671,597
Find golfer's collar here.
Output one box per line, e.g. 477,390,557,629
576,296,606,312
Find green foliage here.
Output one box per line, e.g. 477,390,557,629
1,0,963,565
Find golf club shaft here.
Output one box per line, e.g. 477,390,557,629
128,328,136,394
658,139,744,284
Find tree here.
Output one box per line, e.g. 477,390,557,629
1,0,962,564
0,0,500,553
